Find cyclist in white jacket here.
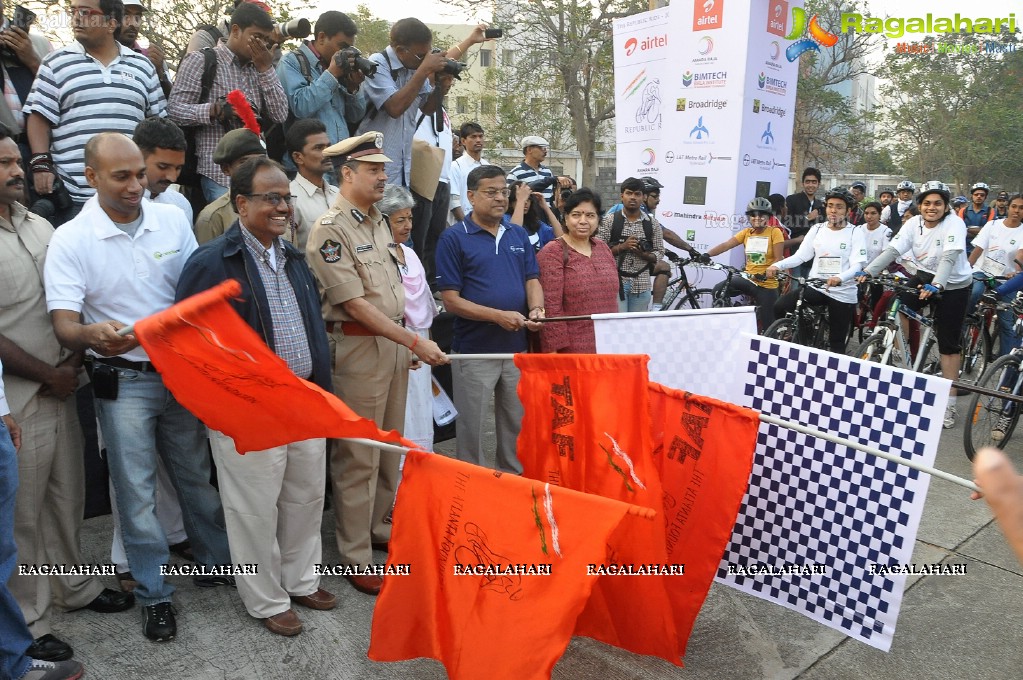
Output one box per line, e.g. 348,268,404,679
858,181,973,428
767,188,866,354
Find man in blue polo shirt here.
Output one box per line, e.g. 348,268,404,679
435,164,545,473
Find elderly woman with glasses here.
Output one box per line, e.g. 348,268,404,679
376,184,437,452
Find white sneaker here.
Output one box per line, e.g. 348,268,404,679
943,404,958,429
991,415,1013,442
22,659,84,680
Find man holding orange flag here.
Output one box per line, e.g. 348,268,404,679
176,156,336,637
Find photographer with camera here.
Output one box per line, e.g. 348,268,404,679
507,136,572,207
168,2,288,202
596,177,664,312
278,11,367,148
357,18,489,188
24,0,166,225
0,4,50,134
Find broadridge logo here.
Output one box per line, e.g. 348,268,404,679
752,99,786,118
676,97,728,112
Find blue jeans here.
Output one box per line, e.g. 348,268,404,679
618,278,652,313
970,279,1021,356
94,370,230,606
200,175,228,203
0,418,33,680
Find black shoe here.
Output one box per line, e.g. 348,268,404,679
371,541,390,553
26,634,73,662
84,587,134,613
168,540,194,562
142,602,176,642
193,574,235,588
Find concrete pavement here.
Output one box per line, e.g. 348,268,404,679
45,418,1023,679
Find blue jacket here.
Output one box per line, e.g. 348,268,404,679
175,222,332,392
277,42,367,145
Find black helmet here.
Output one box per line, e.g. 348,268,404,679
641,177,663,193
823,188,855,209
745,196,773,216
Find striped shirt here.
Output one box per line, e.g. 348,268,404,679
23,41,166,204
506,161,555,202
240,225,313,379
167,45,289,188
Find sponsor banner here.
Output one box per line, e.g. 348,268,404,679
613,8,670,182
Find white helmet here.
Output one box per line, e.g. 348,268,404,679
896,180,915,192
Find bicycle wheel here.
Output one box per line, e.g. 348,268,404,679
763,318,795,342
958,317,989,384
667,287,713,311
964,353,1023,461
855,331,892,365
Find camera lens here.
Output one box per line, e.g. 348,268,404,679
29,199,56,218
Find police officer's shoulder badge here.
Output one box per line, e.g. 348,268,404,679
320,239,342,263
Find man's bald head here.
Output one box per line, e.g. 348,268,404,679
84,132,141,172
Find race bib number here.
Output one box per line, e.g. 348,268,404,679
746,236,769,265
817,256,842,276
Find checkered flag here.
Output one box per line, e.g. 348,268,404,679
716,335,949,651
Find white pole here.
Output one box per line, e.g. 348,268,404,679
758,414,979,493
446,354,516,360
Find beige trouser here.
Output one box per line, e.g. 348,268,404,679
209,430,326,619
10,392,103,636
329,333,409,567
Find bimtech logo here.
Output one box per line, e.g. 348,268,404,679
757,72,766,88
641,148,656,166
682,70,694,87
783,7,839,62
698,37,714,54
624,37,638,56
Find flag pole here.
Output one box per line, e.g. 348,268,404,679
758,414,979,493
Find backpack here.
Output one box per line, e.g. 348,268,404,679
263,49,313,165
177,48,217,189
609,211,654,278
957,205,995,225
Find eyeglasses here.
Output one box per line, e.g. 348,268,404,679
400,46,427,62
68,6,106,18
475,188,510,199
243,192,294,207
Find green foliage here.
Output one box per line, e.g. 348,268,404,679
876,30,1023,193
447,0,645,186
349,5,390,56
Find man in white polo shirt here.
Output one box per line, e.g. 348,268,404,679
23,0,166,225
44,132,231,643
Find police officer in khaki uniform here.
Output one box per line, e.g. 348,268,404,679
306,131,447,596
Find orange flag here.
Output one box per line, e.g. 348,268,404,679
647,382,759,651
515,354,682,666
133,279,416,453
369,450,651,680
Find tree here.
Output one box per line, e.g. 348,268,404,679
449,0,645,187
349,4,390,56
876,29,1023,193
789,0,880,173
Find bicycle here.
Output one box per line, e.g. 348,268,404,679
659,250,714,311
958,273,1011,384
761,274,833,350
854,274,942,375
963,292,1023,460
705,262,759,309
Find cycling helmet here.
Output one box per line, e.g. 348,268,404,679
952,195,968,207
745,196,773,216
641,177,664,193
915,180,951,205
823,187,855,209
970,182,990,195
878,188,895,198
850,181,867,191
896,180,915,192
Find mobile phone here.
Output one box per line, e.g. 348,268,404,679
91,363,120,400
11,5,36,31
484,28,502,39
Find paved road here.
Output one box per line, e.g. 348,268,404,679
49,415,1023,679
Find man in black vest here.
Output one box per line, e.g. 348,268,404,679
784,167,825,285
596,177,664,312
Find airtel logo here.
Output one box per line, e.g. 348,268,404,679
625,38,638,55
